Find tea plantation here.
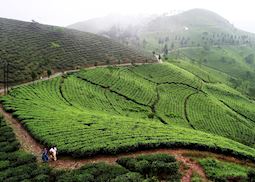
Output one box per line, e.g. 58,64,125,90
0,116,182,181
0,17,156,85
1,63,255,160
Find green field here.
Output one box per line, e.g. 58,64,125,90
0,17,156,85
198,158,255,181
166,45,255,99
1,63,255,159
0,116,183,181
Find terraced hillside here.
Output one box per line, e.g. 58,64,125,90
167,45,255,98
0,17,156,85
1,63,255,160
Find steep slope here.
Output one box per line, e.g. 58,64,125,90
167,46,255,98
0,17,156,85
1,64,255,159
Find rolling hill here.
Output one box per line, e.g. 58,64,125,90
167,45,255,99
67,9,255,98
0,17,156,86
1,63,255,160
1,12,255,181
68,9,255,52
68,14,156,34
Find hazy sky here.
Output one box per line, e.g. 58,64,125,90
1,0,255,32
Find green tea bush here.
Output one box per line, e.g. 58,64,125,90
117,154,179,180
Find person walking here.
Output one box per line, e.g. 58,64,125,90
41,148,49,162
49,146,57,161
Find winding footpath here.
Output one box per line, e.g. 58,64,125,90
0,104,208,182
2,106,255,182
0,62,157,95
1,60,254,181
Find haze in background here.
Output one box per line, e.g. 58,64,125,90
1,0,255,33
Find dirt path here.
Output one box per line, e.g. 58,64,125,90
0,106,43,159
0,104,207,181
0,62,160,95
2,106,255,182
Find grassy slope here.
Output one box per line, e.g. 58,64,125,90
168,45,255,98
0,17,156,85
198,158,255,181
1,63,255,159
139,9,255,52
0,116,182,181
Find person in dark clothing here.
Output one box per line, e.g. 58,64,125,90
42,148,49,162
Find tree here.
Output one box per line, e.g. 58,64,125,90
163,44,168,55
31,71,37,81
247,169,255,181
245,54,254,64
47,69,52,78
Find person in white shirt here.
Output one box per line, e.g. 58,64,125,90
49,146,57,161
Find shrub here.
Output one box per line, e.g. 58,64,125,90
111,172,144,182
137,154,176,163
33,174,50,182
248,169,255,182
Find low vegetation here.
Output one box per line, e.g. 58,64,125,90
0,116,182,181
167,45,255,99
116,154,180,181
0,116,51,181
1,64,255,161
198,158,255,181
0,17,156,85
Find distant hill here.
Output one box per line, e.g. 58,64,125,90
0,17,156,85
68,14,156,34
68,9,255,52
139,9,255,51
143,8,232,32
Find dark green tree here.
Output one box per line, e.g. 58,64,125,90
31,71,37,81
163,44,168,55
245,54,254,64
47,69,52,78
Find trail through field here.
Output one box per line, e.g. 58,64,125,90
0,62,160,95
2,106,255,181
0,105,207,181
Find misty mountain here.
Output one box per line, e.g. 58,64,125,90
68,14,156,34
68,9,255,52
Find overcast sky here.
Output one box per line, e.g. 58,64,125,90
1,0,255,33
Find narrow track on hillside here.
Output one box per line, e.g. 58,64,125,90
127,68,204,93
152,85,168,124
0,62,159,95
59,76,74,107
103,90,122,115
76,75,168,125
184,92,198,129
76,75,150,108
0,105,43,160
220,100,255,123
